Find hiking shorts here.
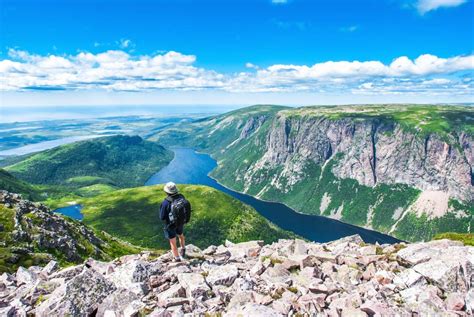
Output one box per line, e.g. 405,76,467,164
164,223,184,240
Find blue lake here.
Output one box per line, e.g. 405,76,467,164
146,148,401,244
54,204,84,220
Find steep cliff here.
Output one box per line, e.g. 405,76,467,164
151,104,474,242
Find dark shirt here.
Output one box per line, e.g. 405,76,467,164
159,193,181,224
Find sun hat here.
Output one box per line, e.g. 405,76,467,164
164,182,178,194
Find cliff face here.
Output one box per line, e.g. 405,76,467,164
256,113,473,202
152,105,474,241
2,234,473,316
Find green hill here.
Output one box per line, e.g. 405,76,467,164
0,193,141,273
74,184,296,249
4,135,173,193
0,169,43,200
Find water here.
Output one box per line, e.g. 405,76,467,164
0,135,111,156
0,105,240,123
146,148,401,244
54,204,84,220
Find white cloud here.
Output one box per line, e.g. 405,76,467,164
245,62,259,69
416,0,467,14
117,38,135,50
0,49,472,98
340,25,359,32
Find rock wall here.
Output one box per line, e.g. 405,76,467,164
251,113,473,202
2,235,472,316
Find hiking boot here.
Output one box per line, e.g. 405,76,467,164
180,247,186,258
174,256,182,262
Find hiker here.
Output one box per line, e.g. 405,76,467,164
160,182,191,261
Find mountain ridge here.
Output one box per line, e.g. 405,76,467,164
150,104,473,242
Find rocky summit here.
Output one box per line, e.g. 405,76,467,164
1,233,473,316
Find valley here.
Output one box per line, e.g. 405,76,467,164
151,104,474,242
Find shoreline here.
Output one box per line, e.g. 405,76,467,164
193,148,403,244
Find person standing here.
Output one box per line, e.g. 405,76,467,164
159,182,191,261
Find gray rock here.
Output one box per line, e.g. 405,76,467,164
466,288,474,314
96,288,141,317
157,283,186,306
227,290,256,310
41,260,59,276
206,264,239,287
15,266,37,286
445,292,465,311
225,303,283,317
177,273,211,299
260,264,291,285
36,268,116,316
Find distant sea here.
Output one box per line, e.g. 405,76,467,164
0,105,241,123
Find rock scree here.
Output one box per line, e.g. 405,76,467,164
1,231,473,316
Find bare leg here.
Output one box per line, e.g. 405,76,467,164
169,237,179,258
178,234,185,249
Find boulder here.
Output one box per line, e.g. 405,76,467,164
15,267,37,286
396,239,463,265
466,288,474,314
445,292,465,311
36,268,116,316
227,290,256,310
108,259,151,295
177,273,211,299
41,260,59,276
96,288,141,317
225,303,283,317
392,268,425,288
206,264,239,287
183,244,204,259
49,264,83,280
412,249,472,292
260,264,291,285
157,283,186,307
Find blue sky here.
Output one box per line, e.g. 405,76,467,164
0,0,473,106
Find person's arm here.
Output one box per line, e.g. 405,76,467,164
160,200,168,221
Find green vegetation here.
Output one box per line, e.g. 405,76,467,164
0,169,43,200
5,135,173,195
0,203,141,273
281,104,474,138
77,184,296,249
395,209,473,242
433,232,474,246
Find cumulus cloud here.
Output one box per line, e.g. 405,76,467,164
0,49,472,97
416,0,467,14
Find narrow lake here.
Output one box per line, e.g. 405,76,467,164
146,148,401,244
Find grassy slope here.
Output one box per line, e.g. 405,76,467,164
434,232,474,246
76,184,296,249
0,169,43,200
282,104,474,137
4,135,173,196
151,104,473,242
0,204,142,273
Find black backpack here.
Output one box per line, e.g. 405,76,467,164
166,195,191,225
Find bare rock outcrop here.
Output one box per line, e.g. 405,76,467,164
2,235,472,316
